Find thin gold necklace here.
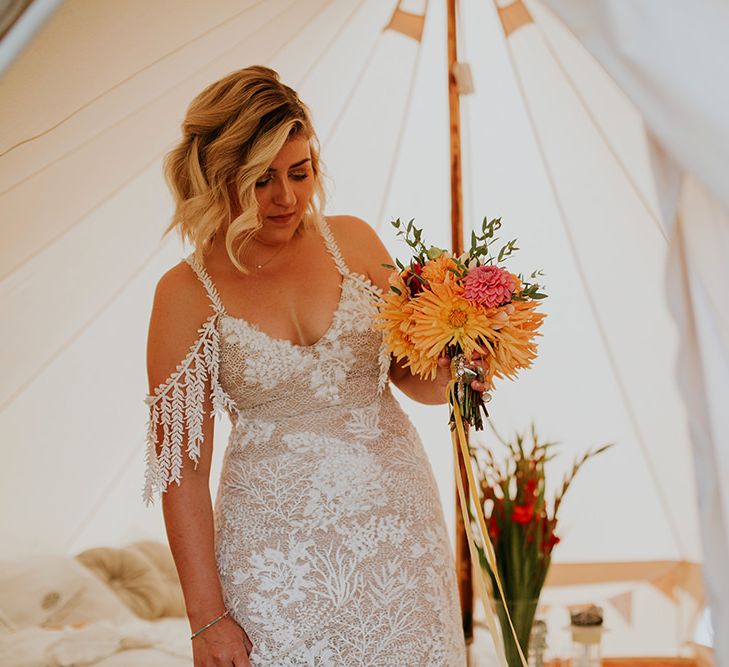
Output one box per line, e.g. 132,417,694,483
247,240,289,270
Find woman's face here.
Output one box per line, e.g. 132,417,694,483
254,135,315,243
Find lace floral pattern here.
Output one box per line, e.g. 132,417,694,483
144,219,465,665
221,316,358,404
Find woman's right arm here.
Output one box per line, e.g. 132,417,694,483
147,266,253,667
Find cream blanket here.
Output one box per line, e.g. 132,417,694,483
0,617,191,667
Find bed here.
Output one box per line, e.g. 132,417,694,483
0,542,192,666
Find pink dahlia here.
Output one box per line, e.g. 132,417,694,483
463,265,516,308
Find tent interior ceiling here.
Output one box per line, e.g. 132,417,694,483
0,0,709,655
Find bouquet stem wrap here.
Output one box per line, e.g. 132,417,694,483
448,380,527,667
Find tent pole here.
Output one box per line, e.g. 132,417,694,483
447,0,473,643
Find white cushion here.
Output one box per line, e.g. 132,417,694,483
76,547,167,620
76,543,186,619
129,541,186,617
0,555,135,629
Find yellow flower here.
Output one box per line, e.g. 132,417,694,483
421,254,459,285
375,275,425,369
408,282,492,372
481,300,546,387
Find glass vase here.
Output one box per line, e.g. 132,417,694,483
490,597,540,667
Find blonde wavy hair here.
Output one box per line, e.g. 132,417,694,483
163,65,326,272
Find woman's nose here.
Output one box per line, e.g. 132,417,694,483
273,176,296,206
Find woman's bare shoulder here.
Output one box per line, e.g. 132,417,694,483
325,215,393,289
146,260,213,391
326,214,377,240
152,260,211,319
325,215,386,259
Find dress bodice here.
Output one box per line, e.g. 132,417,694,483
217,281,388,419
143,218,390,502
185,217,390,419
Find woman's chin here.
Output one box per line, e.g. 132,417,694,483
257,217,303,243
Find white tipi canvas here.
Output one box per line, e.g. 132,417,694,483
2,0,725,658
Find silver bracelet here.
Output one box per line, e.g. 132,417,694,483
190,609,229,640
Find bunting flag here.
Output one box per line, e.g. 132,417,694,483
495,0,533,38
651,564,681,602
607,590,634,625
547,560,703,606
649,561,704,605
384,1,426,42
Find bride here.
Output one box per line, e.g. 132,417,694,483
145,65,486,667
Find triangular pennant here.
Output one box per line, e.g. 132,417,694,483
384,6,425,43
675,562,705,605
607,590,634,625
650,564,680,602
496,0,533,38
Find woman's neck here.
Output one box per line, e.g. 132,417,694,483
206,223,306,275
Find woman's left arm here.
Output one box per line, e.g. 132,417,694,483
335,216,485,405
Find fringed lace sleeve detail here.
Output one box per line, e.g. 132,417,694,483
143,313,236,505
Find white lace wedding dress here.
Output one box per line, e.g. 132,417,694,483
143,219,466,666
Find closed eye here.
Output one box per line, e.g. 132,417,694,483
256,172,309,187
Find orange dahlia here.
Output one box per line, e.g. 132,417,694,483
408,282,492,377
482,299,545,387
375,274,425,370
421,253,460,286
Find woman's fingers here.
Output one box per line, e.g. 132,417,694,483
438,353,483,365
438,354,488,393
192,620,253,667
232,651,253,667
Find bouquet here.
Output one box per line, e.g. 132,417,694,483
473,425,612,664
376,215,548,666
377,216,546,429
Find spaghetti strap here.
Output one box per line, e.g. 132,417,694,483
318,217,350,277
185,253,227,316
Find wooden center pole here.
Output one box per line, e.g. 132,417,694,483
447,0,473,642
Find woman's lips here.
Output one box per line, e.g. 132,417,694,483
268,213,295,223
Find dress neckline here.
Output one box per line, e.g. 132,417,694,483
187,218,352,350
220,273,349,350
